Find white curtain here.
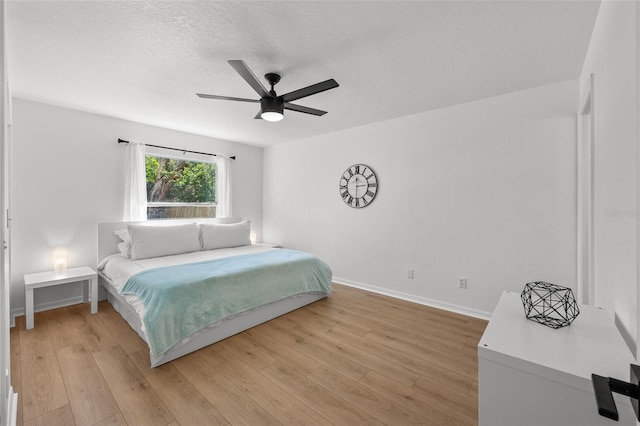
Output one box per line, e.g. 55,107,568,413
123,142,147,221
216,155,231,218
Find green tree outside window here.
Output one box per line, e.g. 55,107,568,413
145,156,216,219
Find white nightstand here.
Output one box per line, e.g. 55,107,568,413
24,266,98,330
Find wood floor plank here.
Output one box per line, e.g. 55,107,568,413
263,310,299,329
56,343,121,426
366,326,463,354
304,303,372,336
308,366,431,425
260,321,370,381
40,308,84,351
92,413,127,426
319,298,429,344
284,305,342,333
243,327,321,375
173,351,280,425
19,325,68,421
413,374,477,419
469,380,479,400
23,404,75,426
422,313,484,340
294,323,420,387
365,325,477,381
67,304,119,353
204,343,333,426
95,301,148,355
129,349,229,426
467,316,490,333
329,322,472,391
262,361,385,426
93,345,175,426
415,327,469,353
359,370,475,426
19,319,54,361
218,330,278,371
336,300,434,338
329,325,477,384
361,292,436,320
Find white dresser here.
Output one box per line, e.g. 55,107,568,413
478,291,637,426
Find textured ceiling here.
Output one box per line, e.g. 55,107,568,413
6,0,600,147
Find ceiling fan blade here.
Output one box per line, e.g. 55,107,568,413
282,79,339,103
228,60,270,98
284,102,328,116
196,93,260,103
254,111,262,119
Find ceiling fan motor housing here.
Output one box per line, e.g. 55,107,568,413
261,96,284,115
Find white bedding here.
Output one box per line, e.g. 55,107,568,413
97,243,278,341
98,243,277,290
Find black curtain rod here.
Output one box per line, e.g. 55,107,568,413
117,138,236,160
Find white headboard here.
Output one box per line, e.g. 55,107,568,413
97,217,242,262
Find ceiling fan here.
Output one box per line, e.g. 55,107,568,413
197,60,339,122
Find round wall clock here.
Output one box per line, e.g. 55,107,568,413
339,164,378,208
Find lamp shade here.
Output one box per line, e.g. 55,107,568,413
53,249,68,272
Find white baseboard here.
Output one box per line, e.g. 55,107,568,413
333,277,492,321
10,295,85,327
6,386,17,426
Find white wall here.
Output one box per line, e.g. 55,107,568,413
10,98,263,316
264,80,578,317
579,0,639,354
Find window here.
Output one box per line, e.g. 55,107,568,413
145,155,216,219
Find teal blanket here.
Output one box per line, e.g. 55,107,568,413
121,249,332,358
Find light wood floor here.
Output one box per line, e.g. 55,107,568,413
11,284,487,426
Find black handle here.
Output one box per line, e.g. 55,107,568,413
592,374,619,420
592,364,640,422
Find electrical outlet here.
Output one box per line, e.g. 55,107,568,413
407,269,414,279
459,277,467,289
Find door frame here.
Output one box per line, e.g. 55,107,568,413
577,73,595,306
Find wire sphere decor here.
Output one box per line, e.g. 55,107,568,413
520,281,580,329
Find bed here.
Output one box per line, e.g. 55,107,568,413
97,218,332,367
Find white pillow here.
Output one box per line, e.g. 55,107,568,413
128,223,201,260
117,241,131,258
113,228,131,243
114,229,132,258
200,221,251,250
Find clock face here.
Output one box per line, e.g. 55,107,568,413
339,164,378,208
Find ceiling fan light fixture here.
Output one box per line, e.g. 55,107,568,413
261,111,284,122
260,97,284,122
